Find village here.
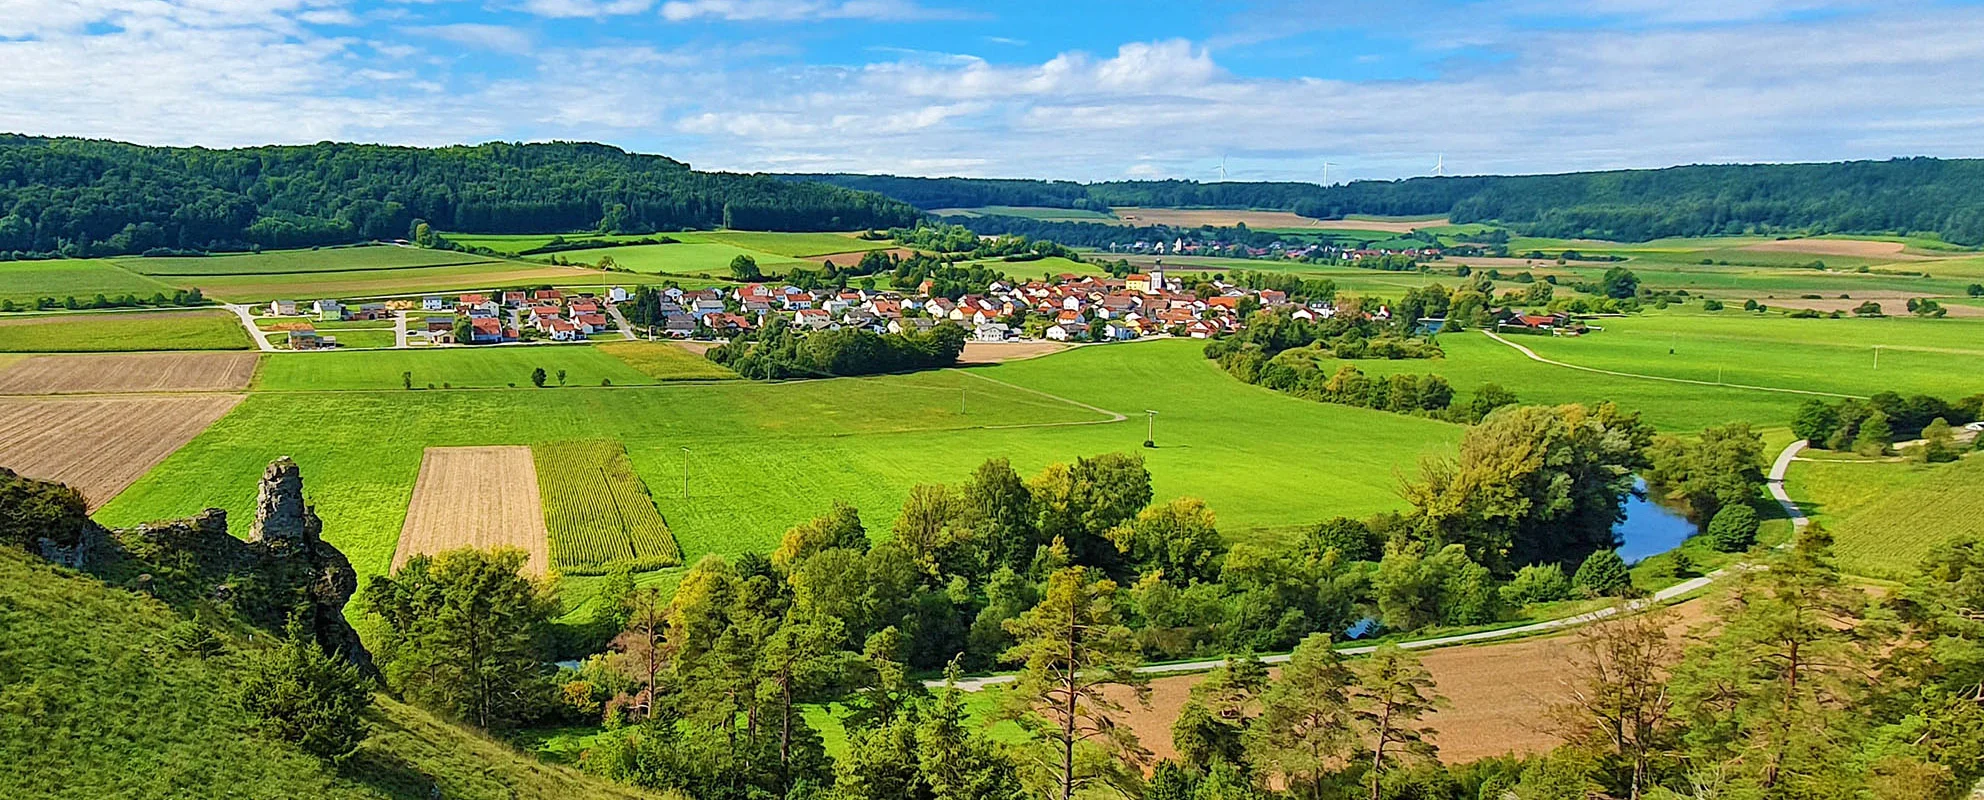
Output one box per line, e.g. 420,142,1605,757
254,266,1579,351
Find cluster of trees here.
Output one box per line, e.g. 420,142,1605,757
707,316,969,379
887,223,1083,262
800,158,1984,244
0,287,207,313
1793,392,1982,455
0,136,920,258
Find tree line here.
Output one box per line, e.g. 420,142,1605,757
794,158,1984,244
707,316,970,379
0,136,921,258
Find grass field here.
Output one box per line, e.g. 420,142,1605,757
0,310,252,352
681,231,889,258
0,260,181,305
1516,311,1984,400
181,262,621,303
97,342,1453,586
568,241,806,273
594,341,739,380
254,346,662,391
1785,451,1984,578
533,440,682,572
436,232,657,254
929,206,1119,221
117,246,500,276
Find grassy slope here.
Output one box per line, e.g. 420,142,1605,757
0,550,652,800
183,263,632,304
99,341,1451,584
1517,310,1984,400
0,310,253,352
595,341,740,380
0,259,181,304
1784,451,1984,578
682,231,887,258
564,242,806,273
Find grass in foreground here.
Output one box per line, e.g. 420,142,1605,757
0,309,252,352
0,549,651,800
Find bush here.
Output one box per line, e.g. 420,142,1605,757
239,621,373,762
1705,504,1760,552
1499,563,1573,606
1302,516,1381,562
1573,550,1633,597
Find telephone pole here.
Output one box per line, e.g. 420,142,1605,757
680,446,690,498
1144,409,1158,447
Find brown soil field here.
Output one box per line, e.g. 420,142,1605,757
1108,596,1716,766
393,446,552,577
804,247,919,266
1737,238,1933,260
0,352,260,395
0,394,244,509
1752,293,1983,318
958,341,1069,365
1112,208,1446,232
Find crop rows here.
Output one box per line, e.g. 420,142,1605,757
533,440,682,573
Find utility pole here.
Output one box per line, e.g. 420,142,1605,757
1144,409,1158,448
961,387,967,415
1874,345,1881,371
680,446,690,498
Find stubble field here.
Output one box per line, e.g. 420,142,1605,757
0,352,260,394
393,446,553,577
0,394,244,508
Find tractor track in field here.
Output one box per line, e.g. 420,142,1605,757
950,368,1129,427
1480,330,1865,399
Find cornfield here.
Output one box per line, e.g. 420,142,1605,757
533,440,683,573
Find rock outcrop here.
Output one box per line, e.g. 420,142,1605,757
111,458,375,677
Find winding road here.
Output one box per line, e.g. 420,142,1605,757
938,438,1814,691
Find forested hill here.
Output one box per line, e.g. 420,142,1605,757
784,158,1984,244
0,136,920,257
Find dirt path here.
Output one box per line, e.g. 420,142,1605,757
950,369,1128,427
1480,330,1864,399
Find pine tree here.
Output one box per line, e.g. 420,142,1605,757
1245,634,1359,800
1351,645,1444,800
1575,549,1634,597
238,618,373,762
999,558,1150,800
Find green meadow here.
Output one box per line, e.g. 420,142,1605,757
565,241,807,273
680,231,887,258
253,346,665,391
116,246,497,276
0,310,252,352
97,340,1456,586
182,262,635,303
0,259,181,305
1517,311,1984,399
1785,452,1984,579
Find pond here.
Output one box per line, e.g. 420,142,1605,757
1614,477,1697,564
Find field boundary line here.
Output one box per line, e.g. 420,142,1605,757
950,369,1128,425
937,440,1812,692
1480,330,1864,399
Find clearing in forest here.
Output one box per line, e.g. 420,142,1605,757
0,352,259,395
0,394,244,509
533,440,683,574
393,446,552,577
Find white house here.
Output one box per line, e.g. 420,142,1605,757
269,300,298,316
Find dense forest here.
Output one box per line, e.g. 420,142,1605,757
0,136,921,258
788,158,1984,244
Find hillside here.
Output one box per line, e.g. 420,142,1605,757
0,547,653,800
0,136,921,258
787,158,1984,244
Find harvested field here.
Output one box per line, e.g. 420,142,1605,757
0,394,243,509
803,247,918,266
1113,208,1446,232
1112,597,1716,765
1737,238,1929,260
0,352,259,395
957,341,1069,365
393,446,552,577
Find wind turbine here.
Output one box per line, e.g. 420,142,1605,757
1216,155,1228,182
1321,161,1337,186
1434,154,1445,177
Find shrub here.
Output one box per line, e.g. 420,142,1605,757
1499,563,1573,606
1573,550,1633,597
239,620,373,762
1705,504,1760,552
1303,516,1381,562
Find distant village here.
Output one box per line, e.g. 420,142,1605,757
265,265,1577,351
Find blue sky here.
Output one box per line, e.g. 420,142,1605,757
6,1,1984,181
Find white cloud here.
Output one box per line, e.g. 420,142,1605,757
417,23,533,54
514,0,655,18
658,0,964,22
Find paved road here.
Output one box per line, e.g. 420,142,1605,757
938,439,1815,692
224,303,278,352
1480,330,1862,399
394,310,410,349
604,301,639,341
